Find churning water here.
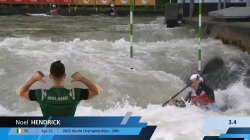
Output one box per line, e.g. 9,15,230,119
0,15,250,140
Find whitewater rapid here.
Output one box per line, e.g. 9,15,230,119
0,16,250,140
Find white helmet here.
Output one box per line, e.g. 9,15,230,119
190,74,203,82
110,4,114,7
53,5,56,8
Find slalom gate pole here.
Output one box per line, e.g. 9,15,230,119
130,0,133,69
198,0,202,73
68,2,70,12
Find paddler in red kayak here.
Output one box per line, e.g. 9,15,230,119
168,74,219,112
49,5,58,16
110,3,117,16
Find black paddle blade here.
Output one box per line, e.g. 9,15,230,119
201,57,224,75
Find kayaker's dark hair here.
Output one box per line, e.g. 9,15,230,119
50,60,65,81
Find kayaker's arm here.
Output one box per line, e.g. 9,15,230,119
17,71,45,101
77,76,103,100
200,82,215,100
173,91,191,108
16,77,38,100
70,72,102,100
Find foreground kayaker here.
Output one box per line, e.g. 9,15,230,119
168,74,219,112
16,60,102,116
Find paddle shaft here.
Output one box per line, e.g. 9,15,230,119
162,82,191,107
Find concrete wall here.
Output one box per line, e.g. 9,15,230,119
211,24,250,53
164,2,247,28
179,3,246,17
182,18,250,53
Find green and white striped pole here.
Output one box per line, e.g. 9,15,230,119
198,0,202,73
130,0,133,69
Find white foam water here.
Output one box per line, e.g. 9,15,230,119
0,17,249,140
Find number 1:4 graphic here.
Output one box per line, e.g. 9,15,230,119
229,120,236,124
